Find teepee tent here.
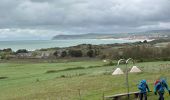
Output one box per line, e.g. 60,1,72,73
130,66,141,73
103,60,107,63
112,68,124,75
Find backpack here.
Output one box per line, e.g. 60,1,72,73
154,80,160,86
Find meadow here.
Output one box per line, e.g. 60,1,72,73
0,60,170,100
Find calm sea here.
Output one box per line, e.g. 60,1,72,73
0,39,142,51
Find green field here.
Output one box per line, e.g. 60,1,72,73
154,42,170,47
0,60,170,100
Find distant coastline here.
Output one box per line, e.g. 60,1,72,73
98,37,154,42
0,38,146,51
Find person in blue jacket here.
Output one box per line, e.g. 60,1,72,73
138,79,151,100
154,79,170,100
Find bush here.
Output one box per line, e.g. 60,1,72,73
68,50,83,57
100,55,106,59
53,51,58,57
143,40,148,43
16,49,28,54
162,58,170,61
0,77,8,79
60,75,66,78
46,70,57,73
2,48,12,52
87,50,94,57
61,51,67,57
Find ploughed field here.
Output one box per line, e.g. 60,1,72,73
0,60,170,100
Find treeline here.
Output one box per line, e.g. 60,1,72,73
111,44,170,61
53,44,100,58
0,48,13,59
1,41,170,62
0,49,28,59
52,43,170,62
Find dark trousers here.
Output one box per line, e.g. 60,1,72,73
139,93,147,100
158,92,164,100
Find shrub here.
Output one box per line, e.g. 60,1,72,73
61,51,67,57
46,70,57,73
87,50,94,57
3,48,12,52
16,49,28,54
68,50,83,57
53,51,58,57
0,77,8,79
100,55,106,59
60,75,66,78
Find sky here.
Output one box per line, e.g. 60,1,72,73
0,0,170,40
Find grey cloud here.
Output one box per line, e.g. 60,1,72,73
0,0,170,34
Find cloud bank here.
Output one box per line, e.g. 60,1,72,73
0,0,170,40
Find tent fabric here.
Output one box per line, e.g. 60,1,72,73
103,60,107,62
112,68,124,75
130,66,142,73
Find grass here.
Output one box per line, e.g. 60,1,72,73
154,42,170,47
0,60,170,100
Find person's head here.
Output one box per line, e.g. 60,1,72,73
160,78,166,84
141,79,147,84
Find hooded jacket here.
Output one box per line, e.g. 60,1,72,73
138,80,150,93
154,79,169,93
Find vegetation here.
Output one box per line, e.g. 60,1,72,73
1,38,170,100
1,38,170,61
53,51,58,58
87,49,94,57
68,50,83,57
0,60,170,100
16,49,28,54
61,51,67,57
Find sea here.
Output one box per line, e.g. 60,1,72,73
0,39,145,51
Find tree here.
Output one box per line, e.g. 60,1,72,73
88,44,92,49
87,50,94,57
61,51,67,57
53,51,58,57
3,48,12,52
94,49,100,56
143,40,148,43
68,50,83,57
16,49,28,54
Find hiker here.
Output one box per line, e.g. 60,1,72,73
154,79,170,100
138,79,151,100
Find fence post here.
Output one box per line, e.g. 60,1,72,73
78,89,81,100
102,92,105,100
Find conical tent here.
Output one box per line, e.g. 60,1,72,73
112,68,124,75
103,60,107,62
130,66,141,73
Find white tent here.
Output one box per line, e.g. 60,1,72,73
103,60,107,63
112,68,124,75
130,66,141,73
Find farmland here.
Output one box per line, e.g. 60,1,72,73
0,60,170,100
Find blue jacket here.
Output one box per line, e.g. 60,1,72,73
154,79,169,93
138,80,150,93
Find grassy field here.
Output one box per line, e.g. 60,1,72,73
0,60,170,100
154,42,170,47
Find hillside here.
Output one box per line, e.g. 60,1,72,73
52,33,127,40
52,29,170,40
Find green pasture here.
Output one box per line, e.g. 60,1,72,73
0,60,170,100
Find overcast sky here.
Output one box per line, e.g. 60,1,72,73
0,0,170,40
